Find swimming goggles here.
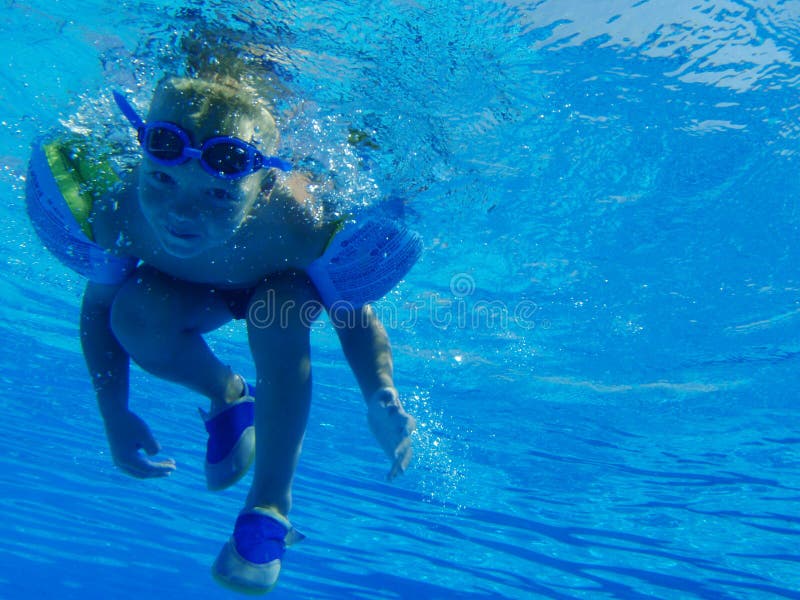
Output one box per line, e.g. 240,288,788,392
113,90,292,179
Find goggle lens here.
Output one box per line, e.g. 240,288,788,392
143,126,187,163
203,141,251,176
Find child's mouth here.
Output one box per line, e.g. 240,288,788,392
166,226,200,241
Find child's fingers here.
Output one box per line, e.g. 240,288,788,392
387,453,409,480
403,414,417,436
117,455,176,479
387,462,402,481
387,439,413,481
146,459,177,477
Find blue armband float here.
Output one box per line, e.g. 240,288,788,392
307,217,423,309
26,135,138,285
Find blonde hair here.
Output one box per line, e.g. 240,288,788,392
151,75,279,153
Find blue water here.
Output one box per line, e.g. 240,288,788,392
2,1,800,598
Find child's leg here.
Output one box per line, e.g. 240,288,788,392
244,271,319,516
212,273,320,593
110,265,241,406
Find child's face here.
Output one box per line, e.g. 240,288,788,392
137,93,267,259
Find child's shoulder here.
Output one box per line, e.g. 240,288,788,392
243,183,340,266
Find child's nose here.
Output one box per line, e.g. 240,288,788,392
167,209,194,224
166,193,199,222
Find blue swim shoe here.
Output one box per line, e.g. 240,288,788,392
212,507,304,594
199,378,256,491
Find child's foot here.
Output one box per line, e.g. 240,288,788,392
212,507,304,594
199,375,256,491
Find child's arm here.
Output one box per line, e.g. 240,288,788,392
332,305,416,480
80,281,176,478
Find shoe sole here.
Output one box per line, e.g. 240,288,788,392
205,426,255,491
211,538,281,595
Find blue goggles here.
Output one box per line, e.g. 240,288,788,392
113,90,292,179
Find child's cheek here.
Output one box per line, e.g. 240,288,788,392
138,183,168,218
137,195,162,225
206,205,246,236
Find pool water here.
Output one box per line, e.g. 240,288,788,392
2,1,799,598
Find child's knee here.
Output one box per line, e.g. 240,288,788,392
109,275,174,349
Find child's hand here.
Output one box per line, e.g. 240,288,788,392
103,410,177,479
366,387,416,481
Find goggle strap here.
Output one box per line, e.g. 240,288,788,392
113,90,145,131
262,156,293,172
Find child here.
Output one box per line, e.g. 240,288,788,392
29,73,418,594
